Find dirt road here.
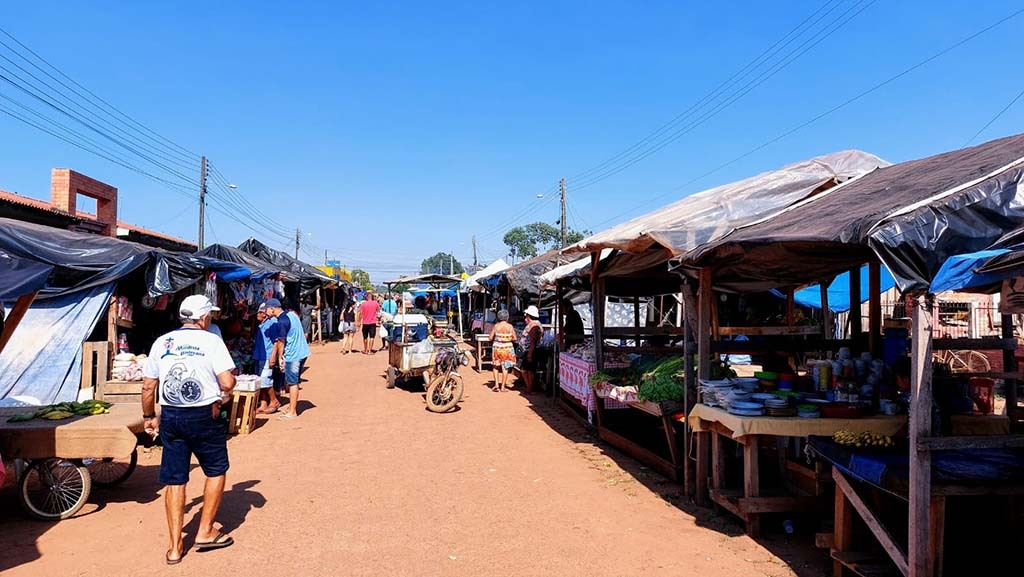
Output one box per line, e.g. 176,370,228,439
0,341,826,576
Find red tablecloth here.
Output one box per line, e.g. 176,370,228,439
559,353,629,423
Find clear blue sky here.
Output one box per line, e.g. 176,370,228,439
1,1,1022,282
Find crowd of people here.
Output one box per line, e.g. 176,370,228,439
487,299,586,395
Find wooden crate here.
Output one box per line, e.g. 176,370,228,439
96,380,143,404
81,341,110,392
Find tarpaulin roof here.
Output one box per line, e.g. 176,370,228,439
462,258,509,291
237,238,340,294
566,150,887,257
0,217,250,297
197,243,288,281
0,250,53,300
683,134,1024,293
386,273,461,286
929,249,1011,294
482,250,564,297
791,264,897,313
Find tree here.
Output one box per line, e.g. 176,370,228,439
351,269,372,290
420,252,465,275
503,221,591,261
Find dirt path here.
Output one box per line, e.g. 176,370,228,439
0,341,827,576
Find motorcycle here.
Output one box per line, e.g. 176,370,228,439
424,333,470,413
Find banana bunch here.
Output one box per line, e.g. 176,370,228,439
833,430,894,448
7,400,112,423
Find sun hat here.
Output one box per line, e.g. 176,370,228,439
180,294,220,320
524,305,540,319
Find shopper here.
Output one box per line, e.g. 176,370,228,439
264,298,310,419
359,291,381,355
253,303,281,414
141,294,236,565
520,305,544,394
489,309,517,392
340,297,357,354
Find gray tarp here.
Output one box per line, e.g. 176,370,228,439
683,133,1024,293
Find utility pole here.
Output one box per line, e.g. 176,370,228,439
324,250,328,266
295,228,301,259
198,155,208,250
559,177,567,248
472,235,478,271
450,253,454,275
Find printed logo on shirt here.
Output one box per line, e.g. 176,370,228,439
162,362,205,404
161,337,176,358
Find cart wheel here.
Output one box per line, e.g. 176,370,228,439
425,373,464,413
84,447,138,487
19,458,91,521
386,366,397,389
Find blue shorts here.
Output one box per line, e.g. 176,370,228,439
284,359,305,385
158,404,229,485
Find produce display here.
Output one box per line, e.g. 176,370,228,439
588,356,685,403
7,400,112,423
832,429,894,448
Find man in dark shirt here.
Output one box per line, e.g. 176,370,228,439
560,298,585,348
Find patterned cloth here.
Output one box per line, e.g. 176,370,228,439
558,353,629,423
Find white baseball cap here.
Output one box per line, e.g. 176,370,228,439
524,305,540,319
180,294,220,320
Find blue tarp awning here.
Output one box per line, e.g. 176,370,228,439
930,249,1012,293
788,264,897,312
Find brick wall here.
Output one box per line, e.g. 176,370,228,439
50,168,118,236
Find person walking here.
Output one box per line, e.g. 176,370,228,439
264,298,310,419
359,291,381,355
489,309,517,392
253,303,282,414
520,305,544,395
141,295,237,565
340,297,357,354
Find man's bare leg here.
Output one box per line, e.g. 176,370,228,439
165,484,186,561
288,384,300,416
195,475,227,543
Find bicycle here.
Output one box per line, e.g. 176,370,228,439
933,349,991,374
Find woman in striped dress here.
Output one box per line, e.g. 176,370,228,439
489,309,517,392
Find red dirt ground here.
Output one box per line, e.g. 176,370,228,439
0,340,828,576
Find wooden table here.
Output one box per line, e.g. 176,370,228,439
474,334,492,372
0,403,143,460
598,399,685,482
229,390,258,435
688,405,907,536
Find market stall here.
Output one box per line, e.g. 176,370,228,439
679,133,1024,574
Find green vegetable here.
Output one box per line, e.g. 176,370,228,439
7,413,35,423
637,374,685,402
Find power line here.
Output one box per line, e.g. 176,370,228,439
963,87,1024,147
584,5,1024,231
568,0,877,192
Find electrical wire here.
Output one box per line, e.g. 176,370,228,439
963,87,1024,147
584,4,1024,231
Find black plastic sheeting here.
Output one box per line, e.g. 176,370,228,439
0,250,53,300
237,238,342,295
0,217,250,298
500,250,563,298
197,243,284,280
682,134,1024,293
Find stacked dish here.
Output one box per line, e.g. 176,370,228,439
797,404,821,419
727,401,765,416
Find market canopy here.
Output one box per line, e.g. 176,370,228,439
197,243,290,281
237,238,340,294
480,250,564,298
566,150,887,257
386,273,461,286
0,217,250,297
683,133,1024,294
462,258,509,291
0,250,53,300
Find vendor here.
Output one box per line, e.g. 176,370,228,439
560,298,585,349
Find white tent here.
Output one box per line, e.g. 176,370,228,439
537,250,613,290
462,258,509,291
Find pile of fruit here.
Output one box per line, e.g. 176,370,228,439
7,400,112,423
832,429,894,448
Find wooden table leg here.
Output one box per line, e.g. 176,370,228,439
711,429,724,492
476,340,482,372
743,435,761,537
833,467,854,577
229,394,241,434
696,430,709,506
662,414,683,480
931,495,946,577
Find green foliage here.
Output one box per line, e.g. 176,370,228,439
351,269,373,290
637,375,684,402
420,252,465,275
503,227,536,262
503,221,591,261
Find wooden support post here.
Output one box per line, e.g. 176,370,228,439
743,436,761,537
591,252,605,371
786,289,795,326
695,430,710,506
0,291,38,355
698,268,712,381
820,283,831,339
869,262,882,357
833,469,854,577
850,266,862,342
681,285,698,497
1002,313,1018,424
633,295,641,347
909,294,934,577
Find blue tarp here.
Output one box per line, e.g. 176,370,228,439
0,251,53,300
790,265,897,312
929,249,1011,293
0,283,114,404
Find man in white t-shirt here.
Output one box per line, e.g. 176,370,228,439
142,294,236,564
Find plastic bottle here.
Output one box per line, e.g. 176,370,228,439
117,333,129,354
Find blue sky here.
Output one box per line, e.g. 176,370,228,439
1,1,1022,282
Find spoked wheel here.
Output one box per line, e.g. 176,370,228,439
951,350,991,374
425,372,464,413
19,458,92,521
84,447,138,487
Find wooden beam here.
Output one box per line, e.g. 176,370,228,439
681,284,698,498
834,470,855,577
932,337,1016,351
603,326,687,337
717,325,823,336
633,295,641,346
820,282,831,340
1002,313,1018,424
833,467,909,576
592,252,605,371
869,262,882,357
916,434,1024,451
909,294,934,577
0,291,37,355
695,430,709,505
698,268,712,381
743,435,761,536
786,289,795,326
598,426,680,481
850,266,862,339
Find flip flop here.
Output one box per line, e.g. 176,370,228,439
166,550,182,565
195,532,234,551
